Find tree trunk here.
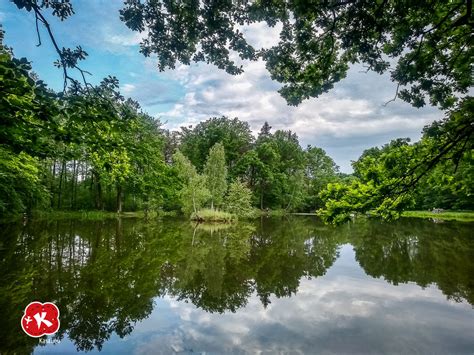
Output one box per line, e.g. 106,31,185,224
57,159,66,209
70,160,76,209
116,184,123,213
94,172,103,210
51,160,56,208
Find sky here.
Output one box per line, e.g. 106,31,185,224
0,0,443,172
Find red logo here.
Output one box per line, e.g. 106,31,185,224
21,302,60,338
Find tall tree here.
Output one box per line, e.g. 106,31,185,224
225,180,253,217
173,151,209,214
204,143,228,209
303,145,339,210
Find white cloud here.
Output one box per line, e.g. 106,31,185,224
137,22,441,172
39,1,440,172
121,83,136,94
107,30,148,47
156,55,439,171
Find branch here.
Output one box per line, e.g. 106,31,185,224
34,10,41,46
451,0,473,28
29,1,91,92
383,82,400,106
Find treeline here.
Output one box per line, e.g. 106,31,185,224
0,35,341,216
1,31,471,219
321,118,473,223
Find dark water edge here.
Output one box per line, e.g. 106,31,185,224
0,216,473,354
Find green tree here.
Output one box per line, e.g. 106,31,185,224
180,116,253,175
320,103,473,223
303,145,339,210
413,150,473,210
225,180,253,217
119,1,472,108
173,151,209,214
0,147,48,213
12,1,474,219
204,143,228,209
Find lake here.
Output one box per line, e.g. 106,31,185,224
1,216,473,354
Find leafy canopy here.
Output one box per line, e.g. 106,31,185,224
119,0,473,108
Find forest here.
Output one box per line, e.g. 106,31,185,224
1,0,473,223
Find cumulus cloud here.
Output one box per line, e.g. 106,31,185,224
140,23,441,172
107,31,147,47
156,56,439,171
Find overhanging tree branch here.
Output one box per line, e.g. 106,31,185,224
29,0,91,92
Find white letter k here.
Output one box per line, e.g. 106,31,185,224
34,312,53,328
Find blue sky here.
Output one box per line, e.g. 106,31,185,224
0,0,442,172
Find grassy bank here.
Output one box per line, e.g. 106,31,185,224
31,210,145,220
401,210,474,222
0,210,179,222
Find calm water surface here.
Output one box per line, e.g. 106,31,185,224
0,216,473,354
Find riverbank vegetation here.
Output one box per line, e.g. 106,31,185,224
1,0,473,225
401,211,474,222
1,31,472,223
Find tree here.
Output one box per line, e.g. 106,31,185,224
257,121,272,143
173,151,209,214
253,142,279,209
319,102,473,223
204,143,228,209
120,0,474,217
225,180,253,217
179,116,253,175
13,1,474,219
413,150,473,210
303,145,339,210
0,147,48,213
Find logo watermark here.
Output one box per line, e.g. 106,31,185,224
21,302,60,338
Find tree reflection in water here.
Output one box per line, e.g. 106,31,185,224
0,216,472,353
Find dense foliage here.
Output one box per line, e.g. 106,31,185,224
0,32,174,215
7,0,473,222
1,33,342,216
118,0,472,108
1,10,472,221
319,103,474,223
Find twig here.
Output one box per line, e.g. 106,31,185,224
383,82,400,106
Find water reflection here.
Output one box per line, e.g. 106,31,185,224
0,217,472,353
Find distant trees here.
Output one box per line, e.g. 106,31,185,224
229,122,340,212
0,39,343,217
179,117,254,176
319,113,474,223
